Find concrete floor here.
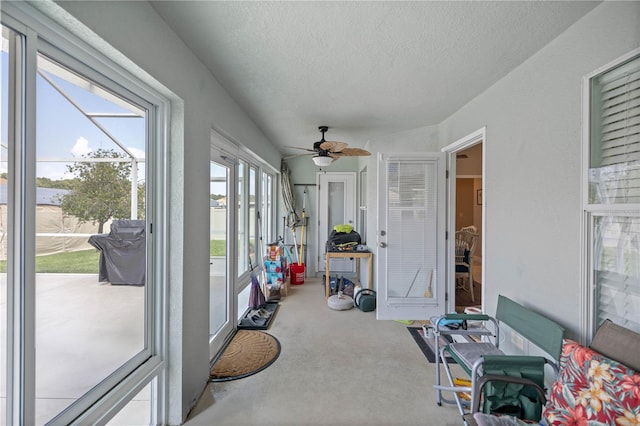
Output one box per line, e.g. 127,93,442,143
0,274,150,426
2,274,468,425
185,277,466,426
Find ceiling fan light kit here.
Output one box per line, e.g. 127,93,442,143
312,155,333,167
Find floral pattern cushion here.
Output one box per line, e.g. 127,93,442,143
543,339,640,425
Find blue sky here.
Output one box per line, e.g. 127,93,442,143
0,49,237,196
2,50,146,181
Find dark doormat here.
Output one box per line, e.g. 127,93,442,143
407,327,455,364
210,330,281,382
238,301,279,330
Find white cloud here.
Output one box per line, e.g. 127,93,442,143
128,147,145,159
71,137,93,157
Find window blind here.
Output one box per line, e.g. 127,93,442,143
593,216,640,333
386,161,436,298
590,55,640,204
589,53,640,336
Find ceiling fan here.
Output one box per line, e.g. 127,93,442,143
286,126,371,166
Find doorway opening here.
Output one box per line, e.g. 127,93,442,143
454,144,483,311
443,128,485,313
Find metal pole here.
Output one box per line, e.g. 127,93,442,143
131,159,138,219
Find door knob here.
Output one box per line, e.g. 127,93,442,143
379,242,387,248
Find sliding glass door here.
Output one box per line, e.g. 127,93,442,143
209,154,235,358
1,23,14,424
34,52,149,424
2,6,167,423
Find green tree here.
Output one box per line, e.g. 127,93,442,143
137,181,146,219
60,149,141,233
36,176,75,190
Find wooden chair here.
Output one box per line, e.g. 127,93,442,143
455,230,479,302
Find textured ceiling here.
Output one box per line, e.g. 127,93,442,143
150,1,599,156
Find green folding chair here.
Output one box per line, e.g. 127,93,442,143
433,296,564,424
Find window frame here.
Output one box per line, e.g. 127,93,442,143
210,128,279,327
236,152,277,292
237,158,249,279
1,2,170,424
261,170,276,246
582,47,640,343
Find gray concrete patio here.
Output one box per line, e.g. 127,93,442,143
0,273,150,425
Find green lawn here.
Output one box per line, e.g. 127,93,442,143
0,240,226,274
37,249,100,273
0,249,100,274
210,240,225,256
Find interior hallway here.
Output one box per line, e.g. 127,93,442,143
186,277,465,426
454,261,483,312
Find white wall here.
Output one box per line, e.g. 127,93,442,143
438,1,640,341
53,1,281,423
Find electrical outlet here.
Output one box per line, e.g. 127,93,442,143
511,332,525,351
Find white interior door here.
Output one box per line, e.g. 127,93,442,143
317,172,356,273
376,153,446,320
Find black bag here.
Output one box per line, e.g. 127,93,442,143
328,230,361,251
354,289,376,312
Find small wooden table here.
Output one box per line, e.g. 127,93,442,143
324,251,373,298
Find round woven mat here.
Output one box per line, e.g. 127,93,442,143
210,330,281,382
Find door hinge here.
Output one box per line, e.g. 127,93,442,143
150,223,152,234
445,231,448,240
446,170,449,179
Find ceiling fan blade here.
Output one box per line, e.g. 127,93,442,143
283,152,314,160
320,141,348,153
285,145,316,152
333,147,371,156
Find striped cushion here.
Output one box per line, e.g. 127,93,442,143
447,342,504,374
